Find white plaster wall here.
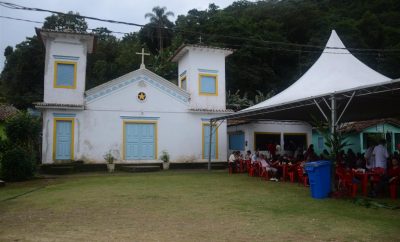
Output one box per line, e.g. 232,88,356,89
41,78,227,164
86,79,188,112
42,110,227,164
43,37,88,105
227,121,312,154
178,48,228,110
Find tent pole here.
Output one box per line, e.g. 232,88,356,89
335,91,355,126
314,99,329,122
330,95,337,134
208,120,213,171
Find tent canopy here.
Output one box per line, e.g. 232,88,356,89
214,30,400,123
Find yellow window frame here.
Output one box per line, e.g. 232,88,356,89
54,60,77,89
198,73,218,96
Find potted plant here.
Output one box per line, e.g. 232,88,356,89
160,150,170,170
104,150,115,172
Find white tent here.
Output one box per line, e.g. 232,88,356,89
208,30,400,168
213,30,400,124
245,30,392,111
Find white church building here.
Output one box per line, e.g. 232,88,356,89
35,28,233,164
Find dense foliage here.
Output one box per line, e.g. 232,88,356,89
4,112,41,153
1,0,399,109
0,112,41,181
0,146,35,181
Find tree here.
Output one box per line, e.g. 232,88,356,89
0,37,44,109
0,12,90,108
226,90,252,111
144,6,175,53
43,11,88,32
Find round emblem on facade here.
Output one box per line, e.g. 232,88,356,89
137,92,146,102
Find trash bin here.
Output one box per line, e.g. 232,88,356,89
305,160,331,199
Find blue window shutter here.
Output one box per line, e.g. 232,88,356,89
200,75,216,94
56,63,75,87
229,133,245,150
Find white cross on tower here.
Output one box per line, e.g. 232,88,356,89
136,48,150,69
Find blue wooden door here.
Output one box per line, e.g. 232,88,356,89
125,123,155,160
55,120,72,160
203,125,217,159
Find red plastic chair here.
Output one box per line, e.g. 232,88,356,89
389,177,398,199
249,162,259,177
297,166,308,187
336,169,358,198
370,168,385,192
287,165,296,183
260,166,270,180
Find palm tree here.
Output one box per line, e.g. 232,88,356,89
145,6,174,53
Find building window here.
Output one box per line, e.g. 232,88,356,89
199,74,217,95
180,76,187,90
362,132,384,150
318,136,324,150
54,61,77,89
395,133,400,151
254,132,280,151
229,132,245,151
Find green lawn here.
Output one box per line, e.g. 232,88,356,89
1,171,399,241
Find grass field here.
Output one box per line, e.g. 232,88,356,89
1,170,400,241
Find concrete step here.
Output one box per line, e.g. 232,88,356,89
47,165,75,175
120,165,161,173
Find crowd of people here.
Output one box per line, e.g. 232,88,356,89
228,139,400,198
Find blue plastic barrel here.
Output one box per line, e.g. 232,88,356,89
304,160,331,199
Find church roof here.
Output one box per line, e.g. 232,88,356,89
85,68,190,104
34,102,84,110
339,118,400,133
244,30,391,112
36,28,96,53
170,44,234,62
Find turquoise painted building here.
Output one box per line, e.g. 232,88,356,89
312,119,400,155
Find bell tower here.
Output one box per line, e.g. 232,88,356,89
36,28,95,106
171,45,233,110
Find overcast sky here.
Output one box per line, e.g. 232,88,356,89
0,0,242,70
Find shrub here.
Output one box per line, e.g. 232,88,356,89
1,146,35,181
5,112,41,153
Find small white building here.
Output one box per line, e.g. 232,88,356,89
35,28,233,164
227,120,312,156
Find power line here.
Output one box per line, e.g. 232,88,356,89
2,14,400,57
0,15,128,35
2,1,400,53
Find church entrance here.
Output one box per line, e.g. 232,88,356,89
124,122,157,160
54,119,74,160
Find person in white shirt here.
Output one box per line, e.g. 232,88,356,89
244,150,252,160
251,150,259,165
364,142,375,170
228,151,239,173
373,139,389,171
259,154,278,181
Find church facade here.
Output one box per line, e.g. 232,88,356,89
35,28,232,164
